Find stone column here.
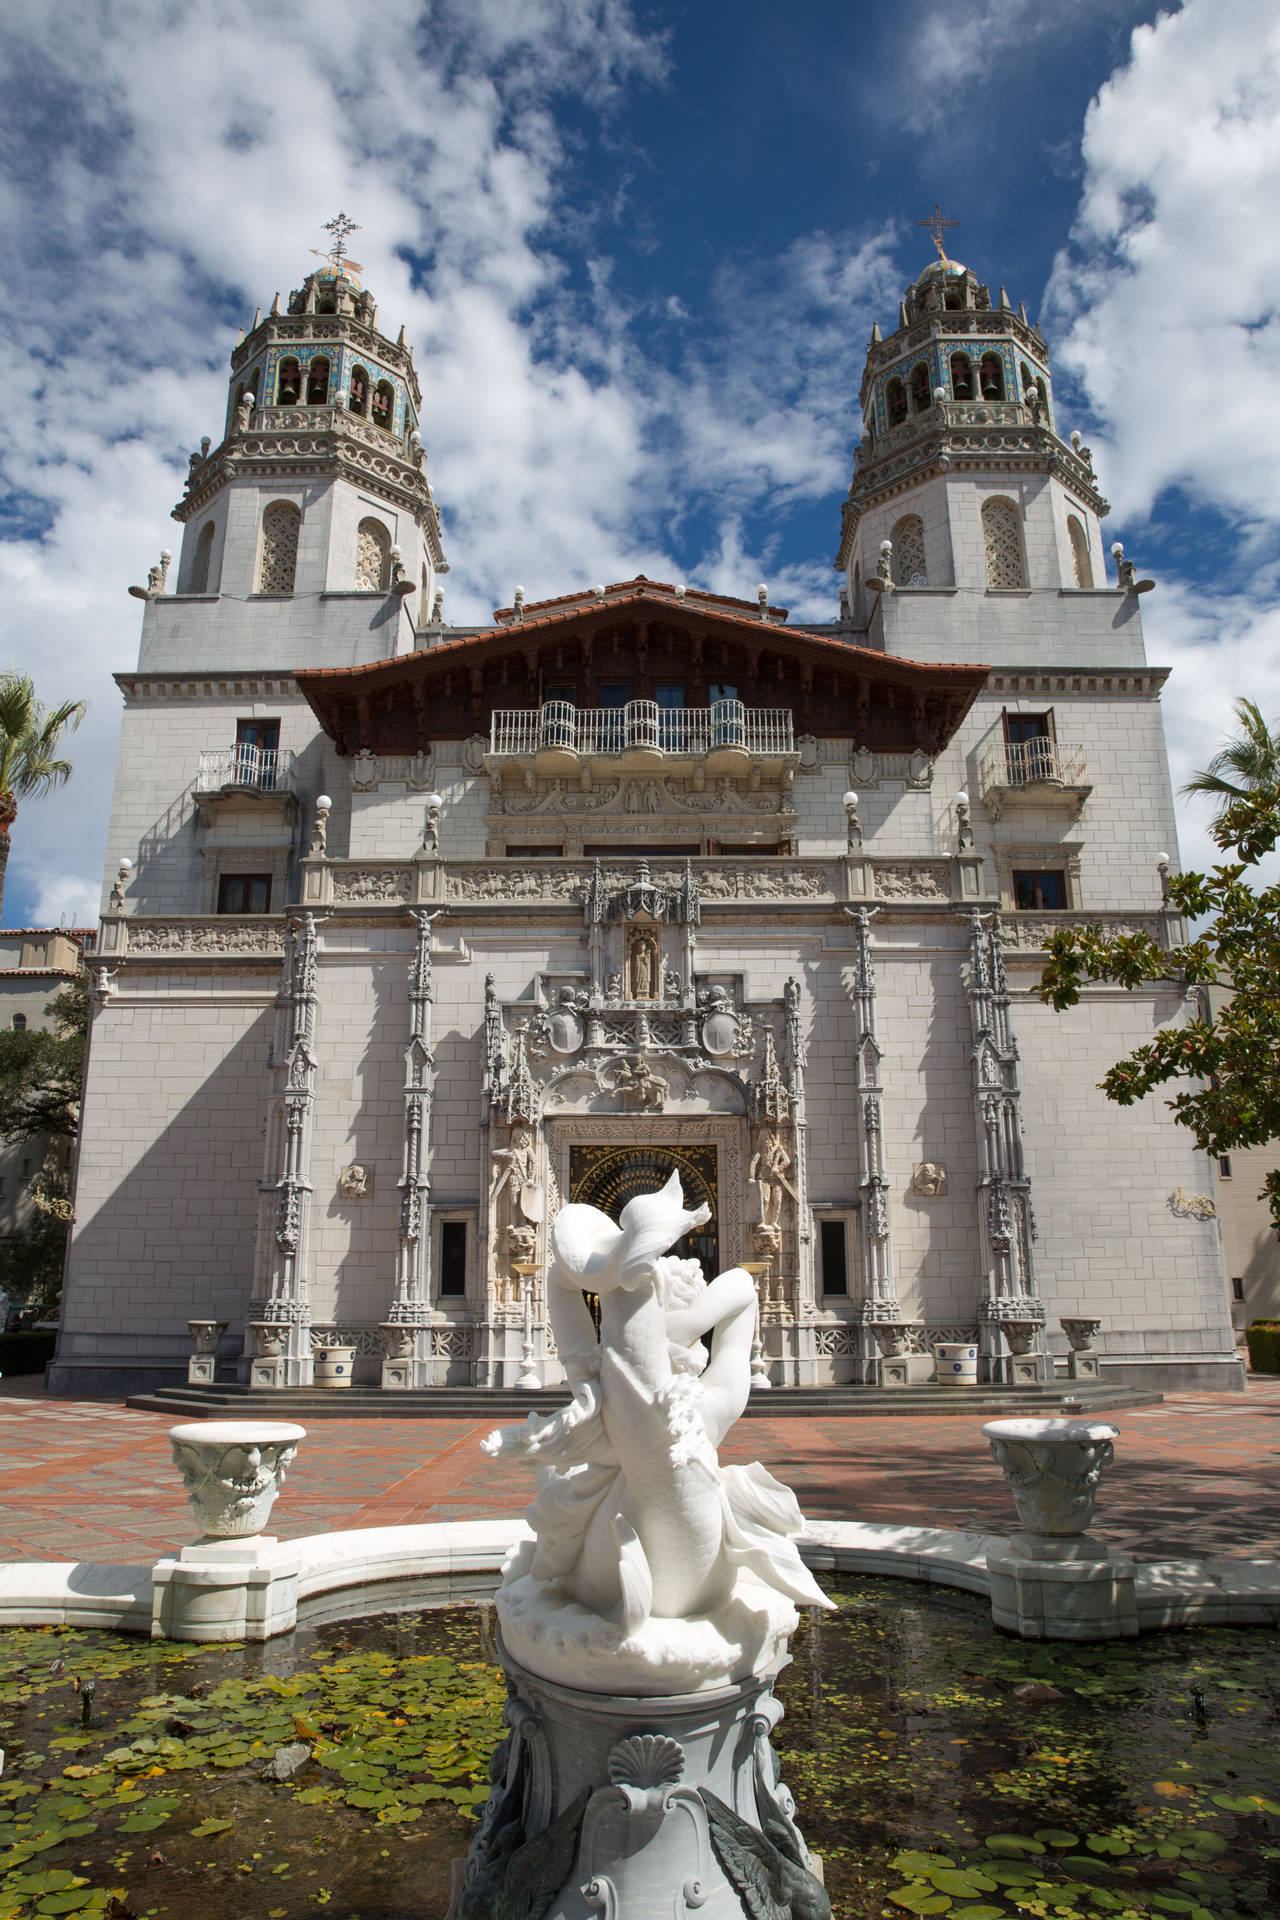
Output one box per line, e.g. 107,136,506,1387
384,910,440,1388
965,911,1045,1382
250,914,321,1387
847,907,898,1382
783,977,814,1383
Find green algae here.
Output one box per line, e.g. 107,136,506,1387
0,1579,1277,1918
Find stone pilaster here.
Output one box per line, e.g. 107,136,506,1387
965,911,1046,1382
783,977,813,1377
847,908,898,1381
252,913,321,1387
384,909,440,1387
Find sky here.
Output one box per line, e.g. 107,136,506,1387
2,0,1280,926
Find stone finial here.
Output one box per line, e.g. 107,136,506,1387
842,790,862,850
674,583,686,598
269,291,281,315
870,320,882,344
513,585,525,622
955,788,973,850
757,583,769,619
1112,542,1136,591
108,857,133,910
933,384,946,405
389,545,414,596
430,588,444,625
838,582,851,621
999,286,1011,310
876,538,893,590
309,794,332,857
236,390,256,433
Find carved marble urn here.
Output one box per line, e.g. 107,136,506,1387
169,1421,306,1539
1061,1317,1103,1351
187,1320,227,1355
380,1323,415,1360
248,1321,289,1357
983,1417,1118,1554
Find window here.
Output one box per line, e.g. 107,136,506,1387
348,366,370,416
355,517,391,591
11,1014,26,1032
305,356,330,405
982,497,1027,588
372,381,394,430
20,1158,31,1181
276,357,302,406
258,500,300,594
1232,1276,1245,1302
949,352,973,400
1003,710,1055,784
1068,515,1093,588
217,873,272,914
599,682,630,709
886,377,907,427
234,719,280,787
1219,1155,1234,1179
189,521,215,594
819,1218,849,1297
1012,869,1067,910
438,1219,468,1298
890,514,927,587
910,362,932,413
979,353,1005,401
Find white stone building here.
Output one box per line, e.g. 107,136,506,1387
49,246,1243,1398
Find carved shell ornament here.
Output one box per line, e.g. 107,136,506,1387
607,1734,685,1789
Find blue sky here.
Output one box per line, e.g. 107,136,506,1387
1,0,1279,924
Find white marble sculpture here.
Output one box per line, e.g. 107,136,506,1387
169,1420,305,1539
484,1172,832,1694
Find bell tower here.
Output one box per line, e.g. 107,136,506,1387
836,212,1109,623
163,215,448,664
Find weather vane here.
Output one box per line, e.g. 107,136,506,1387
916,204,960,262
311,211,363,275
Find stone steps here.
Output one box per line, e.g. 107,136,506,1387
125,1380,1161,1421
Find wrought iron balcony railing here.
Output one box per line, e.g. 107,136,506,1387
978,738,1090,821
489,700,794,760
195,745,297,795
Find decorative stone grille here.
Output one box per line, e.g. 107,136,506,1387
813,1325,859,1356
982,498,1027,589
429,1327,474,1357
891,514,927,587
355,517,390,591
258,501,300,595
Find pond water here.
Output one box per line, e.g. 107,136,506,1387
0,1576,1277,1919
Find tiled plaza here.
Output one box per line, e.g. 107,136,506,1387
0,1375,1277,1567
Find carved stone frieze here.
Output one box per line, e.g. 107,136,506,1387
998,911,1166,952
127,919,284,956
331,867,413,903
698,864,830,901
873,862,951,900
449,866,585,903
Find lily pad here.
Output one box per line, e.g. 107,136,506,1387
886,1891,951,1916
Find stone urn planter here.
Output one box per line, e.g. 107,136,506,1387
168,1421,306,1539
314,1344,357,1387
983,1416,1118,1553
934,1340,978,1385
186,1320,228,1385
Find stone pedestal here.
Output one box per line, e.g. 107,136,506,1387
1062,1318,1104,1382
451,1645,828,1920
151,1536,301,1643
187,1354,217,1385
250,1354,287,1389
987,1539,1137,1640
186,1319,227,1385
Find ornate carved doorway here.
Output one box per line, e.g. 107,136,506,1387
568,1142,720,1274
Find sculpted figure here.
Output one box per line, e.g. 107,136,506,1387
484,1173,831,1692
749,1127,797,1228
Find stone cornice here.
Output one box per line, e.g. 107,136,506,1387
116,672,305,703
984,666,1169,698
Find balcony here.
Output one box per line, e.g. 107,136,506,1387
488,700,795,776
194,745,298,828
978,738,1091,822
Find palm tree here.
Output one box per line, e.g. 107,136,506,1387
0,673,87,922
1182,696,1280,808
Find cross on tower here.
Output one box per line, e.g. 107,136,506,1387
316,211,363,274
917,204,961,262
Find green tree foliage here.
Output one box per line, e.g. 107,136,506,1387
1039,780,1280,1233
1181,695,1280,807
0,973,87,1144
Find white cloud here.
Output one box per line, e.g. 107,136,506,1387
0,0,893,924
1047,0,1280,524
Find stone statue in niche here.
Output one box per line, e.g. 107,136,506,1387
338,1162,372,1199
662,964,682,1001
615,1056,667,1111
700,985,739,1057
605,972,624,1005
627,926,660,1001
749,1126,797,1229
912,1162,948,1197
490,1126,540,1216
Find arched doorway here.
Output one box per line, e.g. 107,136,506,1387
568,1142,720,1275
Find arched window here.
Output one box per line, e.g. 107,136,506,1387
982,497,1027,589
886,377,907,427
950,353,973,400
276,358,301,406
306,356,330,405
189,521,216,594
1036,378,1050,426
348,366,369,416
891,515,927,587
12,1014,26,1032
910,362,931,413
1021,363,1036,399
944,282,964,310
1067,515,1093,589
372,380,394,430
979,353,1005,401
355,517,391,591
258,500,301,595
